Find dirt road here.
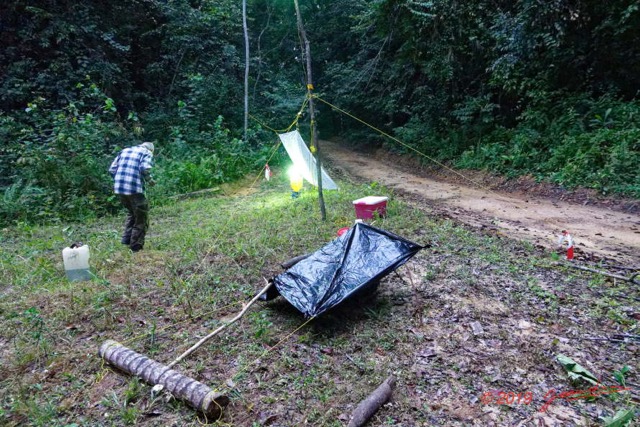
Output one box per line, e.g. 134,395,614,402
322,141,640,266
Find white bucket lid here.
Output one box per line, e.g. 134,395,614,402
353,196,389,205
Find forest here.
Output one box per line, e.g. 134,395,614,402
1,2,639,427
1,0,639,225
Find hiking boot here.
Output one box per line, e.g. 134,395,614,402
130,244,143,252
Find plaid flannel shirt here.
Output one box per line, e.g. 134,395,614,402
109,145,153,195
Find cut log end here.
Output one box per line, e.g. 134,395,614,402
347,375,396,427
201,391,231,420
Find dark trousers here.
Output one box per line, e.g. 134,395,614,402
119,193,149,251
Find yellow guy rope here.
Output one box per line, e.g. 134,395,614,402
96,98,313,390
314,95,511,200
202,315,317,422
120,301,243,347
226,315,317,389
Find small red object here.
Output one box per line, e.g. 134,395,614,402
566,245,574,260
558,230,574,260
337,227,350,237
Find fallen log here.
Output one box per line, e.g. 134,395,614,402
552,262,640,285
99,280,271,419
347,375,396,427
169,187,220,200
99,340,229,420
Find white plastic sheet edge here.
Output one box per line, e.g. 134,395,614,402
278,130,338,190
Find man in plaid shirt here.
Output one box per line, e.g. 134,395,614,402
109,142,155,252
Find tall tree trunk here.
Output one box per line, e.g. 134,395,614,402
243,0,249,140
293,0,326,221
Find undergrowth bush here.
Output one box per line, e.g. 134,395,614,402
145,72,277,197
0,82,130,224
452,95,640,197
153,114,271,196
0,81,273,225
548,128,640,195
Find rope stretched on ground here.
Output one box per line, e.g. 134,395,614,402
167,279,273,369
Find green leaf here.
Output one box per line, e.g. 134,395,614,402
556,354,599,385
613,365,631,386
601,409,634,427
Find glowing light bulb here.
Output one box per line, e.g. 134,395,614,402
288,166,303,197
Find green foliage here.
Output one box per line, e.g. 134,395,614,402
313,0,640,197
1,0,639,227
601,409,635,427
0,82,132,224
153,102,266,195
613,365,631,387
0,0,275,225
1,1,160,110
548,128,640,195
157,135,254,195
556,354,599,385
455,96,640,196
0,80,271,224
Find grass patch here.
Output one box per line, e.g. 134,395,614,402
0,173,637,426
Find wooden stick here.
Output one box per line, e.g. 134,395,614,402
612,334,640,341
552,262,639,284
601,265,640,271
167,279,272,369
345,354,365,374
579,337,625,343
610,293,640,302
281,253,311,269
347,375,396,427
169,187,220,200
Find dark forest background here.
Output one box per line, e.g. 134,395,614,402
1,0,639,224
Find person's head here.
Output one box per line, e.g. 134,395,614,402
140,142,154,155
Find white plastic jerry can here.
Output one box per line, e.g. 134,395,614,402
62,244,91,281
